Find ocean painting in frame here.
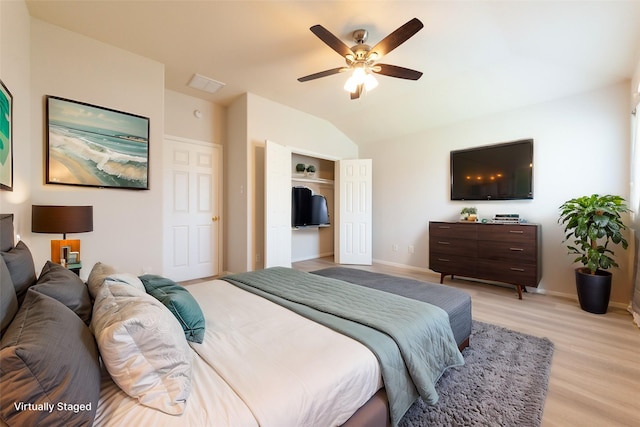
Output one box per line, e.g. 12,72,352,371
46,96,150,190
0,80,12,191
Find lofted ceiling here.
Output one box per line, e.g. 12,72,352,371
26,1,640,145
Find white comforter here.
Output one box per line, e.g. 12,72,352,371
94,279,382,427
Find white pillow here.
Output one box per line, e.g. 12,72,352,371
105,273,146,292
87,262,117,299
91,280,192,414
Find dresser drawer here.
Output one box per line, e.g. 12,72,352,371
429,255,476,277
430,237,477,257
476,260,539,287
478,240,537,263
429,222,477,239
478,224,537,243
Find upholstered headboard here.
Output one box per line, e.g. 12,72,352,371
0,214,14,252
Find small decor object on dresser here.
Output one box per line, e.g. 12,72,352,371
460,207,477,221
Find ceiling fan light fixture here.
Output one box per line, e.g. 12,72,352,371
344,69,378,93
344,75,359,93
364,73,378,91
352,66,366,81
301,18,424,99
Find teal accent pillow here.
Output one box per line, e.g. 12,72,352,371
139,274,205,343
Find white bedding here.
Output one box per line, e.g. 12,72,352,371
94,279,382,426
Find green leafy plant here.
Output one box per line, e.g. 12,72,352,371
460,207,477,215
296,163,306,172
306,165,316,173
558,194,630,274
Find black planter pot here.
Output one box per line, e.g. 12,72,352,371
575,268,612,314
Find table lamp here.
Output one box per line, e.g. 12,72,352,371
32,205,93,265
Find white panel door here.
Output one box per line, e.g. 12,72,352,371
163,136,221,281
264,140,292,268
335,159,372,265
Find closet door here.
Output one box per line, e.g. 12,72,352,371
335,159,372,265
264,140,292,268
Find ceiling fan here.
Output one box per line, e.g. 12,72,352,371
298,18,424,100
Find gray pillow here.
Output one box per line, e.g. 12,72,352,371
0,240,37,304
0,289,100,426
0,256,18,335
32,261,92,325
0,214,13,252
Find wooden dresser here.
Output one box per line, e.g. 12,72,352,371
429,221,541,299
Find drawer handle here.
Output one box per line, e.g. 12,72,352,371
509,247,524,252
437,258,451,262
438,226,451,229
510,267,525,272
437,241,451,245
508,230,524,234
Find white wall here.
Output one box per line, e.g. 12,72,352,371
246,93,358,271
226,92,358,272
164,89,226,145
361,82,633,304
28,19,165,278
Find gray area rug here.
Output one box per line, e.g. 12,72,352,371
400,321,554,427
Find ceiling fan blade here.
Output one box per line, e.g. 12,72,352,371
375,64,423,80
370,18,424,58
298,67,347,82
310,25,353,58
350,84,363,100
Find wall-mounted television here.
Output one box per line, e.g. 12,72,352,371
450,139,533,200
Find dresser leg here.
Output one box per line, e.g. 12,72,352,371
439,273,446,284
516,285,523,300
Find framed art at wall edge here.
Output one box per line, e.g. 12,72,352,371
0,79,13,191
46,95,150,190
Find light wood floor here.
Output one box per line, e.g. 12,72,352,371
292,257,640,427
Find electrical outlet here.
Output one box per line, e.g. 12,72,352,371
408,245,414,254
392,244,399,252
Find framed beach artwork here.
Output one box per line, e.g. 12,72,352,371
0,80,13,191
45,96,150,190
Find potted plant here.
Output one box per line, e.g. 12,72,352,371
296,163,306,173
306,165,316,177
558,194,630,314
460,207,477,221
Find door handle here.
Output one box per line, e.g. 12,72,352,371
212,216,219,222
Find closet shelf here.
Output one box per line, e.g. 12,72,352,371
291,176,334,185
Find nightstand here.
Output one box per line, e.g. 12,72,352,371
66,262,82,276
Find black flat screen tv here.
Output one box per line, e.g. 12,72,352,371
292,187,330,227
450,139,533,201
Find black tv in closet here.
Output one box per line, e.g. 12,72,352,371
292,187,330,227
450,139,533,200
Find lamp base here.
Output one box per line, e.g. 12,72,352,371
51,239,80,264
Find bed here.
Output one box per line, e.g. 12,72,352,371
0,213,472,427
